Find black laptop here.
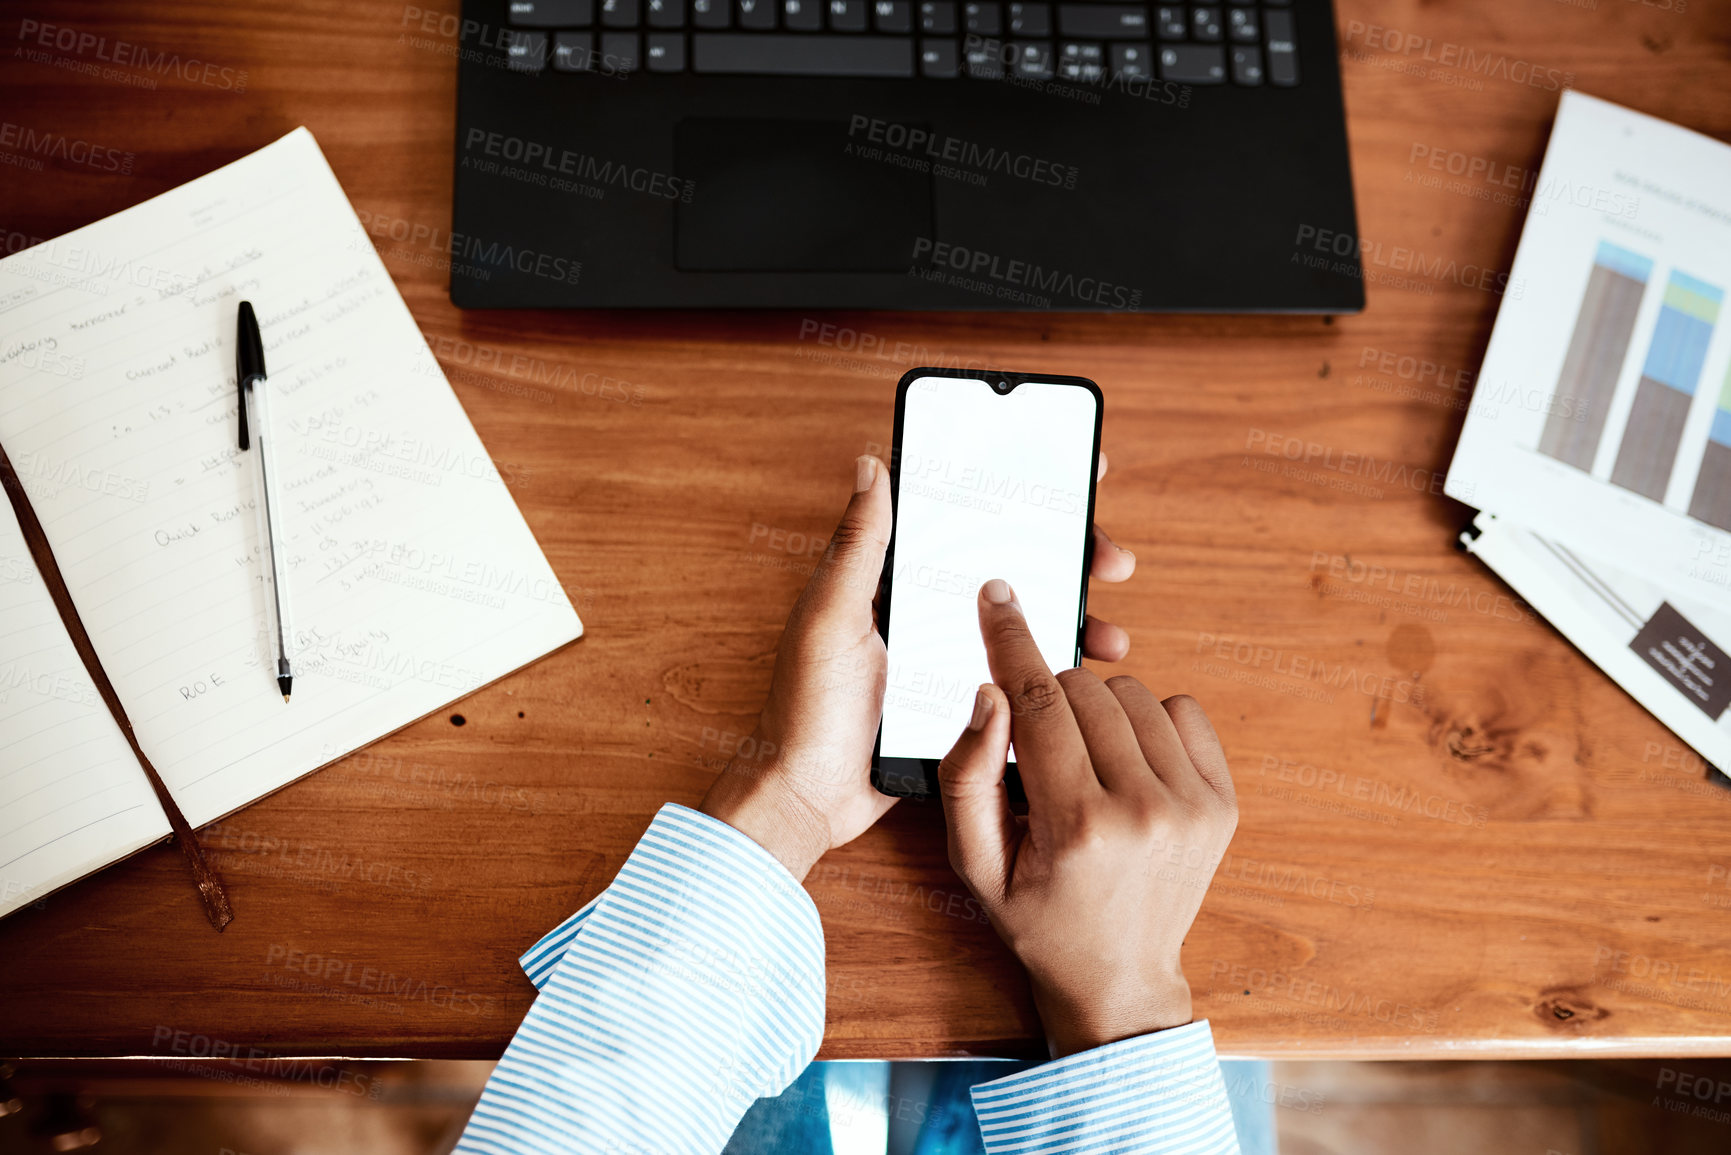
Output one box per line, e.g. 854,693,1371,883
448,0,1362,310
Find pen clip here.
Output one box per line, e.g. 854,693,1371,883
237,378,250,451
235,300,265,451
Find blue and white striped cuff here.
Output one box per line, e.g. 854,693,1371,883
519,803,823,995
520,894,602,989
456,803,829,1155
971,1020,1241,1154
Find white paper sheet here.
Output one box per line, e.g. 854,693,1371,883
0,498,168,918
1445,91,1731,605
0,129,581,918
1463,514,1731,781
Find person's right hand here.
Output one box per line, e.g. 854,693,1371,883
938,578,1238,1059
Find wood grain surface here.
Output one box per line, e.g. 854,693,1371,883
1,0,1729,1060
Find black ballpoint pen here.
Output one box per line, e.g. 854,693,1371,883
236,301,295,702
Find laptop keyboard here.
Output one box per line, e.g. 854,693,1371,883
501,0,1299,84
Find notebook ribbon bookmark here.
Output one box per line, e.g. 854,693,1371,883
0,441,233,930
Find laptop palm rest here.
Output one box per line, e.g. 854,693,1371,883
674,118,935,274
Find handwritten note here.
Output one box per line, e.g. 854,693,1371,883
0,130,581,914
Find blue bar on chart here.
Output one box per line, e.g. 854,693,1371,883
1539,241,1653,470
1610,270,1724,501
1688,360,1731,531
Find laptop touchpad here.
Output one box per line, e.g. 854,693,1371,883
675,119,935,273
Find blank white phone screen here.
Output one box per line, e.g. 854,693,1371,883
881,377,1097,763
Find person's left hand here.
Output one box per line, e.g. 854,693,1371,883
700,452,1138,881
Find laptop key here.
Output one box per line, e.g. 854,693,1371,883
646,32,686,68
830,0,869,30
920,37,959,75
919,1,956,33
601,0,639,26
505,30,549,70
553,30,596,68
1191,6,1221,41
601,31,640,69
648,0,687,26
1230,44,1263,84
1058,6,1146,39
1110,40,1151,78
1011,40,1053,78
784,0,823,29
509,0,594,27
693,0,729,25
1154,5,1185,38
1008,3,1049,36
963,39,1004,77
1158,43,1223,81
873,0,912,32
738,0,777,28
1264,9,1298,84
1056,40,1102,82
1227,6,1256,42
963,2,1000,35
692,32,915,73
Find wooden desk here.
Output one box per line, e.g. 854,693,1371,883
2,0,1729,1062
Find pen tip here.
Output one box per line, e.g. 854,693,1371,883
283,694,291,704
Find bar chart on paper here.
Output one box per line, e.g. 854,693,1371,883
1688,360,1731,530
1539,241,1652,470
1610,271,1723,501
1538,240,1730,524
1445,93,1731,604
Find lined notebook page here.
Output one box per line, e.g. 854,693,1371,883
0,499,169,919
0,129,581,864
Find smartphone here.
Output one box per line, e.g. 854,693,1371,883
871,368,1103,799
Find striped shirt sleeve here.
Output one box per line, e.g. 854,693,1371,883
455,802,826,1155
970,1020,1242,1155
519,894,602,990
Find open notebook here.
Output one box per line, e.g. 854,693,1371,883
0,129,582,921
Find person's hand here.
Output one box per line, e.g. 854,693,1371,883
701,454,1141,881
937,579,1238,1058
699,454,897,881
1081,452,1137,662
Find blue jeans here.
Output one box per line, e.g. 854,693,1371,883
723,1058,1279,1155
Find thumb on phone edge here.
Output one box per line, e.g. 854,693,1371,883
937,683,1016,903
